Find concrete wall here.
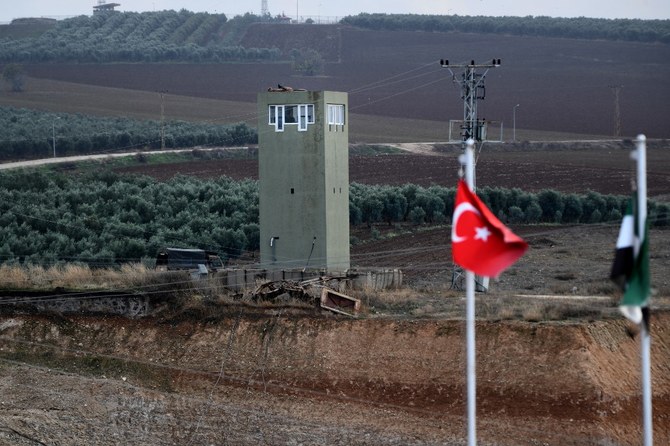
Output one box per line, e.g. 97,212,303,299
258,90,349,272
215,268,402,293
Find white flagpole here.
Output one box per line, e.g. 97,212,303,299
633,134,653,446
463,139,477,446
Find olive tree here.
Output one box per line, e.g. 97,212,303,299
2,64,26,92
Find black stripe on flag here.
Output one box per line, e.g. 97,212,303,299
610,207,634,290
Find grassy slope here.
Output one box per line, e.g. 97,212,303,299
0,77,606,143
0,77,257,125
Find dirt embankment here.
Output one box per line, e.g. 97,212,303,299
0,311,668,445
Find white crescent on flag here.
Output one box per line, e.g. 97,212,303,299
451,202,480,243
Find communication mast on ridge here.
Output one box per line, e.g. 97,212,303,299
261,0,269,17
440,58,501,146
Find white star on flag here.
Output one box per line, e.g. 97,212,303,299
474,226,491,242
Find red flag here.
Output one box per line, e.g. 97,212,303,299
452,180,528,277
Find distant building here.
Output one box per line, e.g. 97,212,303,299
275,14,292,24
93,2,121,15
257,90,350,272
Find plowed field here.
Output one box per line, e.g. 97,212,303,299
115,141,670,197
22,26,670,138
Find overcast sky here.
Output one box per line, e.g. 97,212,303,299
2,0,669,23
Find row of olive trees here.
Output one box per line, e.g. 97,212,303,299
1,170,668,267
349,183,670,227
0,107,257,161
0,171,259,266
0,11,281,63
341,13,670,44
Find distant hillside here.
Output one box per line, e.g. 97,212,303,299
341,13,670,44
19,23,670,138
0,11,280,63
1,11,669,64
241,23,342,62
3,11,670,139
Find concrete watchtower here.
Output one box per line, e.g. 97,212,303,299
258,90,350,272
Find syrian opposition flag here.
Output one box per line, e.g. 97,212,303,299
451,180,528,277
610,197,650,326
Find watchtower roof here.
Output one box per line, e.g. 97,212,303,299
93,3,121,12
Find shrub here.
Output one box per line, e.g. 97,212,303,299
507,206,524,224
651,203,670,227
524,201,542,223
562,194,583,223
581,191,606,223
290,48,324,76
588,209,603,223
409,206,426,225
538,189,564,222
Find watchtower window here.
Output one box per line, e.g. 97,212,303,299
327,104,345,126
269,104,314,132
285,105,298,124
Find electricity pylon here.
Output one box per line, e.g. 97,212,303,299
440,59,501,291
440,59,501,147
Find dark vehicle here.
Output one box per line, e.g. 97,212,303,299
155,248,224,271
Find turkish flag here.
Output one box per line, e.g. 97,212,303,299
452,180,528,277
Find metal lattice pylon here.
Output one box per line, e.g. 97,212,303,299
440,59,501,291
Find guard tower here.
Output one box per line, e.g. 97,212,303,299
258,90,350,272
93,2,121,15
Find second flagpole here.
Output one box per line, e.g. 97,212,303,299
634,134,653,446
461,139,477,446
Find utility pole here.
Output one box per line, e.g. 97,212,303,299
513,103,520,142
52,116,60,158
440,59,501,149
609,84,623,137
441,59,501,294
159,90,167,150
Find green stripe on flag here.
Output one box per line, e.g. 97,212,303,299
621,218,650,308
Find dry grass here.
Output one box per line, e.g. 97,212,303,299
0,265,30,289
358,286,426,314
521,304,546,322
1,262,666,323
0,263,179,291
351,283,625,322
